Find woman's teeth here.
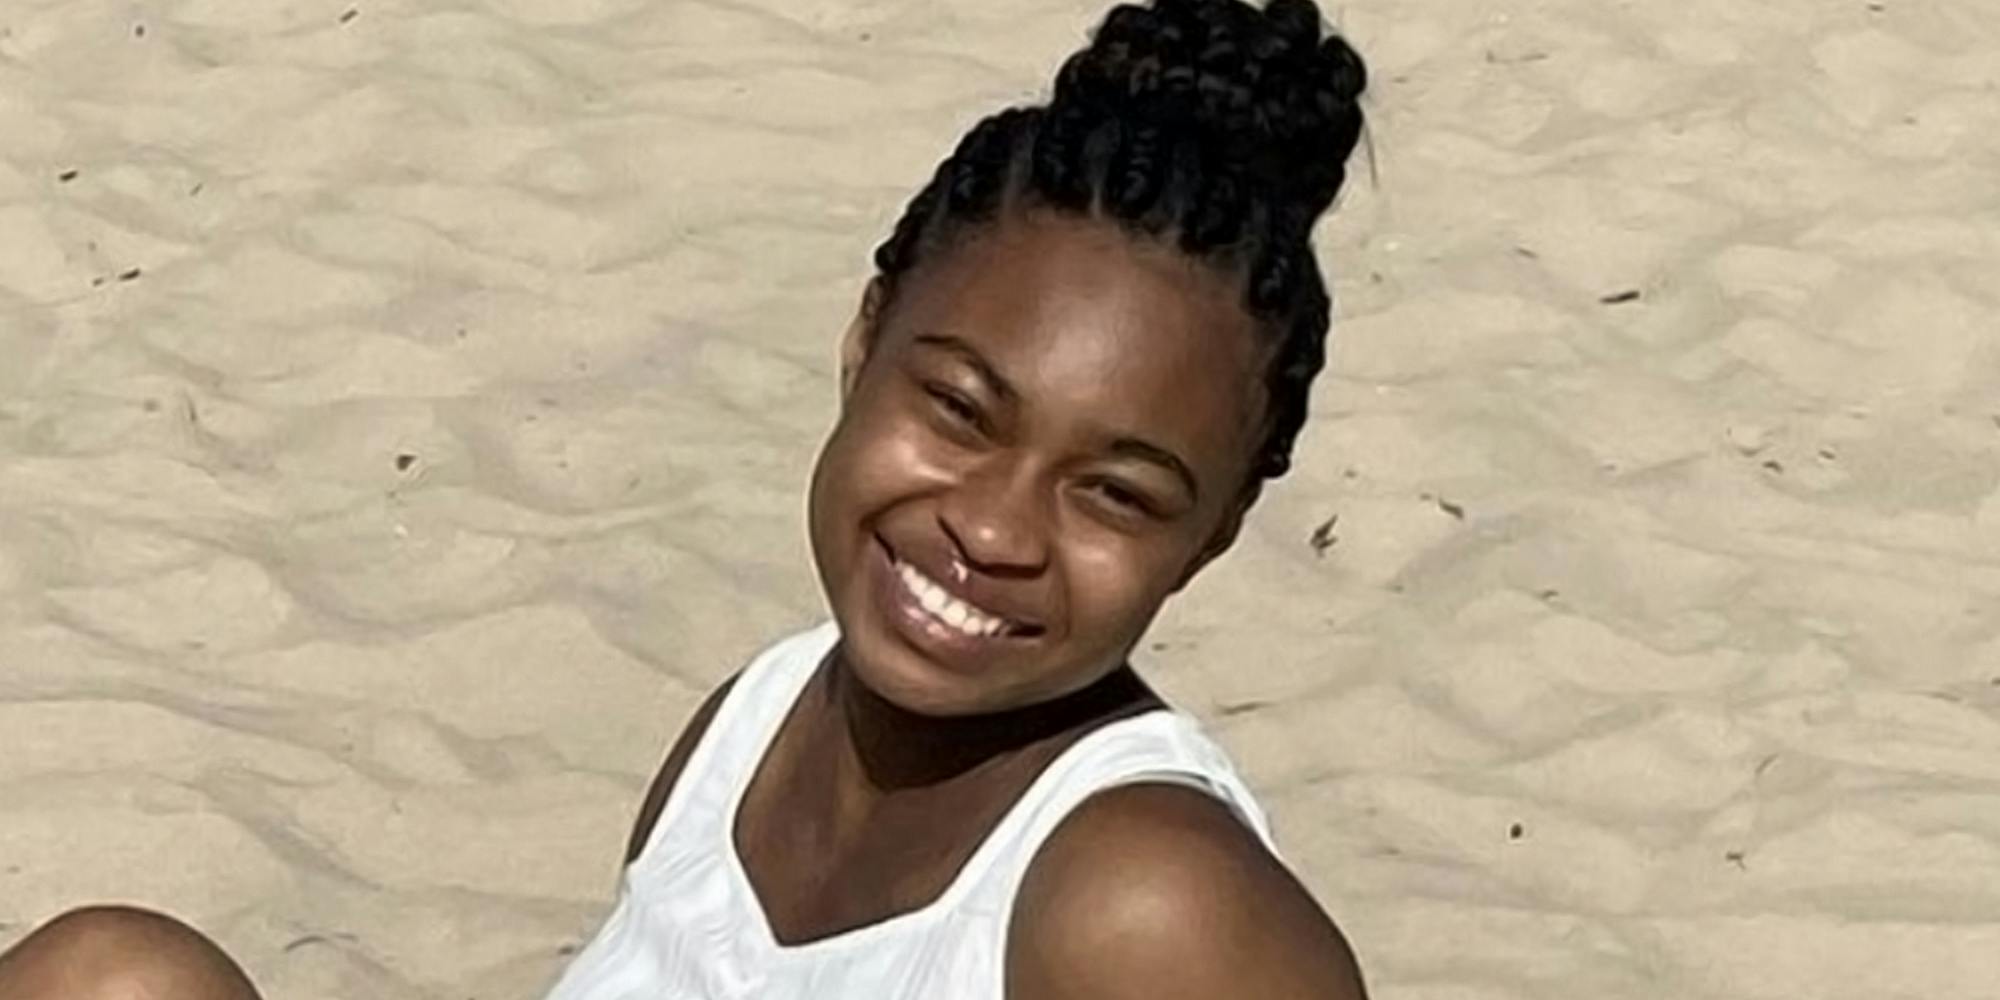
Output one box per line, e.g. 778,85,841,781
895,560,1010,638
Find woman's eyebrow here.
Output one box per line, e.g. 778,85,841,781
911,333,1017,404
1107,438,1200,503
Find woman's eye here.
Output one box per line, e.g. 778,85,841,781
926,386,980,427
1090,480,1157,517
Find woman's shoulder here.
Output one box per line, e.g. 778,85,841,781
1004,781,1367,1000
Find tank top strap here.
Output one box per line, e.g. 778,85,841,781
631,620,839,869
953,708,1284,914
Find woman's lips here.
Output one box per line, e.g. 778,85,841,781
891,558,1017,637
868,538,1043,667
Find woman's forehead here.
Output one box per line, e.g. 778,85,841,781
889,213,1257,359
882,213,1268,468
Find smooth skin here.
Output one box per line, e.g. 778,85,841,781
0,906,259,1000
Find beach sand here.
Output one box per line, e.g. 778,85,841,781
3,0,1997,997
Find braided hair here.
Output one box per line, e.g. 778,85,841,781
871,0,1367,484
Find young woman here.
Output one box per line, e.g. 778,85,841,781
0,1,1369,997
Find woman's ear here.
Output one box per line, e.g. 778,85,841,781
838,278,889,402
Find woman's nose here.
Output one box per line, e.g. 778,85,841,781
938,458,1050,575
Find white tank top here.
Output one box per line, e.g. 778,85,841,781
542,621,1282,1000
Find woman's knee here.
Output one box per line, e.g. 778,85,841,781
0,905,259,1000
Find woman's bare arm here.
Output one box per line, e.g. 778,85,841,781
1006,784,1366,1000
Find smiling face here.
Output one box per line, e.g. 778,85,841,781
806,209,1270,718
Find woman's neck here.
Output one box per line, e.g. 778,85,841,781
820,648,1155,795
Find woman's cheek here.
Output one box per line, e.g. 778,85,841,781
833,406,919,493
875,418,964,490
1063,537,1155,617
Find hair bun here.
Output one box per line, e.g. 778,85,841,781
1051,0,1367,216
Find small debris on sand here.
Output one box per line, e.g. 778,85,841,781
1309,514,1339,556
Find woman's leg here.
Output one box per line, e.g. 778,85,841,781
0,906,260,1000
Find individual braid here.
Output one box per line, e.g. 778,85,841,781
871,0,1368,484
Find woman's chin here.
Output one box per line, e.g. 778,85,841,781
851,641,968,715
832,616,1012,719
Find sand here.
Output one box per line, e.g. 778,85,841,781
2,0,1997,997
